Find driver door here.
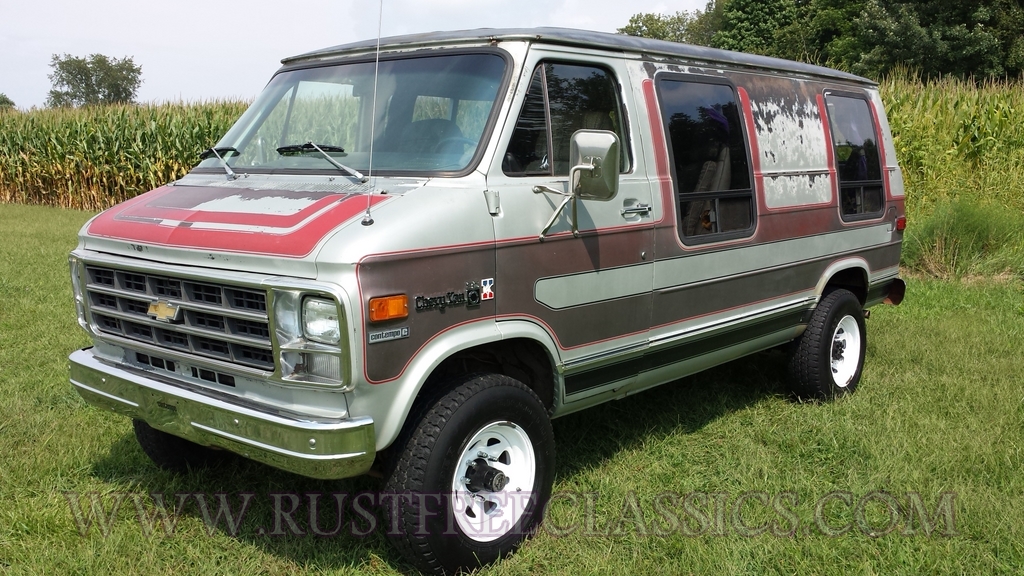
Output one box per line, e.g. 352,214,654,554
487,53,655,401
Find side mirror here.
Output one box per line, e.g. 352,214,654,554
570,129,620,200
531,129,621,241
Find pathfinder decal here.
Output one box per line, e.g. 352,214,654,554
368,326,410,344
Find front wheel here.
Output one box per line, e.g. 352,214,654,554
383,374,554,575
788,289,867,399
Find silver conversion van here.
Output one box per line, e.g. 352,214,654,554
68,28,907,573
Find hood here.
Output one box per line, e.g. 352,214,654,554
81,179,415,278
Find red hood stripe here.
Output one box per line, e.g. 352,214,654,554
88,186,387,258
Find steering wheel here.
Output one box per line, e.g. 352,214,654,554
433,137,477,154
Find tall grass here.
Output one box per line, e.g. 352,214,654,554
1,75,1023,276
880,71,1024,215
901,198,1024,278
880,72,1024,276
0,101,248,210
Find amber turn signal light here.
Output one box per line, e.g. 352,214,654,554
369,295,408,322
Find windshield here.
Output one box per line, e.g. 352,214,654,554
197,53,507,176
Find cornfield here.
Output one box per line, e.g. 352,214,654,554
879,72,1024,216
0,101,248,210
2,75,1024,217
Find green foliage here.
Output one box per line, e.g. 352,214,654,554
901,199,1024,278
625,0,1024,80
0,100,249,210
880,72,1024,208
712,0,797,55
774,0,866,64
47,54,143,108
616,2,723,46
847,0,1009,79
618,11,694,43
0,92,14,111
903,203,1020,281
879,73,1024,276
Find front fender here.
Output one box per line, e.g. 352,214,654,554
347,319,504,451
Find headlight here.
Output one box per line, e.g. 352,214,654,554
302,297,340,345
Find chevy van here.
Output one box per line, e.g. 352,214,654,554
69,28,906,573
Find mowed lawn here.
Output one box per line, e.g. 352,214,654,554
1,202,1022,575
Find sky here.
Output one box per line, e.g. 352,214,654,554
0,0,705,110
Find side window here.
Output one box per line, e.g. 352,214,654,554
656,77,754,241
503,62,629,176
824,94,884,219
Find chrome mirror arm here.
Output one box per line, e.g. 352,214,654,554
538,195,574,241
532,184,570,197
532,161,598,241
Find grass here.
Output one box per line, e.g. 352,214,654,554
901,198,1024,278
2,203,1024,574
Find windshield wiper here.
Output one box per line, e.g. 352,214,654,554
276,143,346,154
276,142,366,182
199,146,239,180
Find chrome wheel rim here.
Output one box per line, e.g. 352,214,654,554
830,315,861,388
451,420,536,542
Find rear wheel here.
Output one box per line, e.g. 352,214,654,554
789,289,866,399
132,419,220,472
383,374,554,575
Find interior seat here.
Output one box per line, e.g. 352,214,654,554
397,119,464,154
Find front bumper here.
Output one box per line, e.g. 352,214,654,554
69,348,376,479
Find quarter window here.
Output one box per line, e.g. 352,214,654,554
503,62,630,176
824,94,884,219
657,77,754,241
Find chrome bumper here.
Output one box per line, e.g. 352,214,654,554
69,348,376,479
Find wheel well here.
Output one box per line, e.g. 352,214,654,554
423,339,556,412
824,267,868,304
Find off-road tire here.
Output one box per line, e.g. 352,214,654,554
789,289,866,400
383,373,555,575
132,419,220,472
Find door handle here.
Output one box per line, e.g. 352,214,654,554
620,203,651,217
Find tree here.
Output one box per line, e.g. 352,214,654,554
619,12,694,43
774,0,868,64
46,54,142,108
712,0,798,56
0,93,14,111
621,0,1024,79
687,1,727,47
616,2,724,47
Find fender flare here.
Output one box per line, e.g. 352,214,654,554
349,318,563,450
814,258,870,302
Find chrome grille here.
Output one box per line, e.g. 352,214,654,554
85,266,274,371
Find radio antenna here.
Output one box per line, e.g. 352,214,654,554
362,0,384,226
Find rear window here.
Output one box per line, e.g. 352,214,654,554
825,94,885,219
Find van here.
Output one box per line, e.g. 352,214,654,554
68,27,906,574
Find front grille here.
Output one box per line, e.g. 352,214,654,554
85,266,274,371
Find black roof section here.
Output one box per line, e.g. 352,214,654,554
282,27,873,85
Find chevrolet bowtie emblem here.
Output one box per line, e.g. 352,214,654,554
148,300,181,322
